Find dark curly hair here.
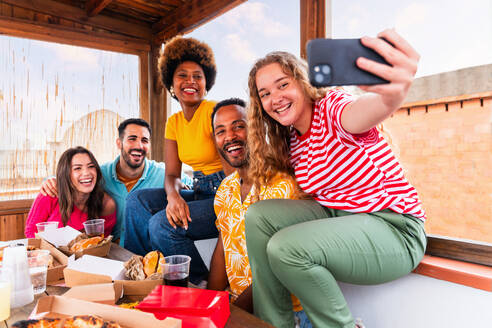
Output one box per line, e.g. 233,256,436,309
158,36,217,100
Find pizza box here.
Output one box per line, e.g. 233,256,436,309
29,295,181,328
63,255,162,301
62,283,123,305
137,285,230,328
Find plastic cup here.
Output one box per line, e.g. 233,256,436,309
83,218,105,238
161,255,191,287
0,267,12,320
27,249,50,295
36,221,59,233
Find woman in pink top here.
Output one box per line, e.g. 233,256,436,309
25,147,116,238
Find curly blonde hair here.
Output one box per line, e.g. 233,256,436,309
247,51,326,199
158,36,216,99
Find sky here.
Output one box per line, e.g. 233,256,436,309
0,0,491,143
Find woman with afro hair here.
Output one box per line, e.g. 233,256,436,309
124,36,229,285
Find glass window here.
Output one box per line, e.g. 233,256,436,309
0,37,139,200
332,0,492,243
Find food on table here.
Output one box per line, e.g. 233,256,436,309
118,301,140,310
13,316,122,328
142,250,164,277
12,318,61,328
124,251,164,281
69,236,104,253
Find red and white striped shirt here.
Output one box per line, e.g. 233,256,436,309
290,89,426,221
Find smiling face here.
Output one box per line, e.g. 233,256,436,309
213,104,248,168
70,153,97,194
255,63,312,134
117,123,150,169
172,61,207,107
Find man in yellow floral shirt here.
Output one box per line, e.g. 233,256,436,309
207,98,311,328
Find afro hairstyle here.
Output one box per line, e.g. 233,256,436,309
158,36,217,99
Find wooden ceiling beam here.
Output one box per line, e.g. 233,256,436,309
1,0,152,40
152,0,246,43
116,0,172,16
0,14,150,54
86,0,113,17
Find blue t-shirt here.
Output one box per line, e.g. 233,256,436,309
100,156,192,244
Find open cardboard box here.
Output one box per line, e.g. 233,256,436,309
58,236,112,259
64,256,162,301
31,295,181,328
62,283,123,305
28,238,68,284
37,225,112,259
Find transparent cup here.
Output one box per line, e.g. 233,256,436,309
161,255,191,287
36,221,59,233
83,218,105,238
0,267,13,321
27,249,50,294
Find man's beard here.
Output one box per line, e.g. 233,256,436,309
121,148,146,169
218,141,248,168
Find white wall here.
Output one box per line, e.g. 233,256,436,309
340,273,492,328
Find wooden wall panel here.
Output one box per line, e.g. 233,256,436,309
0,200,32,241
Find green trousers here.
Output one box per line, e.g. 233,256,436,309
244,199,426,328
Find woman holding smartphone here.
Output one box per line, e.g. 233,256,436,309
244,29,426,328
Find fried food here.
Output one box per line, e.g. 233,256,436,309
124,250,165,280
69,236,104,253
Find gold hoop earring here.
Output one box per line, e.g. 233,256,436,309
170,86,176,98
203,90,208,97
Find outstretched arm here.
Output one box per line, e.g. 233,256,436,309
341,29,420,134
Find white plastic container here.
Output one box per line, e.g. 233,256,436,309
2,245,34,307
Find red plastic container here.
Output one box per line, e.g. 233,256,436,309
136,285,230,328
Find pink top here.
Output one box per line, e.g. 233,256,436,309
25,193,117,238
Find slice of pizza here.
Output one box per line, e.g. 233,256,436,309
12,318,61,328
63,315,105,328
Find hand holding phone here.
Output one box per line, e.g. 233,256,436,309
307,38,391,87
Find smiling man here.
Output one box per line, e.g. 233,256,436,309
206,98,311,327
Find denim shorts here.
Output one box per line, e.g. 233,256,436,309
192,170,225,198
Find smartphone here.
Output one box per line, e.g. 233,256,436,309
306,38,390,87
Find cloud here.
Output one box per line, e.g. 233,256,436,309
223,34,257,63
219,1,294,38
38,42,99,70
395,2,431,30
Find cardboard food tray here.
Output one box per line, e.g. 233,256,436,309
58,236,113,259
28,238,68,284
64,262,162,301
31,295,181,328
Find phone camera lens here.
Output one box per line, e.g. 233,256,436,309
321,64,331,74
314,65,321,73
315,73,324,84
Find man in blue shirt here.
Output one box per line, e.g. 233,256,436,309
40,118,192,245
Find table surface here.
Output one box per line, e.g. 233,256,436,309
3,243,273,328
